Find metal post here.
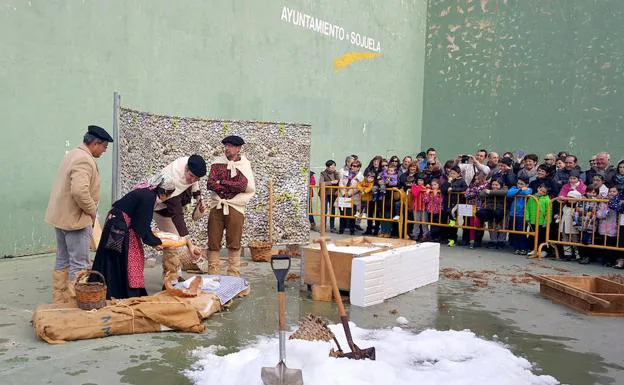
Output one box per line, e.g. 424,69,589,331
112,92,121,204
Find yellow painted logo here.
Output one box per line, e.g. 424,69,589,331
334,52,384,69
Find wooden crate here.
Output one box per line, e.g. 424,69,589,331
303,236,416,291
532,275,624,316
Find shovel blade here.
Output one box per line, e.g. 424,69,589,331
261,362,303,385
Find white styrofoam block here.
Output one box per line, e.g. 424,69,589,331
350,242,440,307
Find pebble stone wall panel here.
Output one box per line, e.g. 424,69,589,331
119,107,312,247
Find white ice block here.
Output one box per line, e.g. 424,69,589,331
350,242,440,307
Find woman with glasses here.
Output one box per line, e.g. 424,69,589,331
339,155,355,181
337,161,362,235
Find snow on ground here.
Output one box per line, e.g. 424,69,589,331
185,323,559,385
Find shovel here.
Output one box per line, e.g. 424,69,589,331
317,238,376,360
261,254,304,385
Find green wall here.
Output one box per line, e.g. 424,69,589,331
0,0,427,256
422,0,624,162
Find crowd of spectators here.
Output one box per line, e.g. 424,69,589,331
309,149,624,269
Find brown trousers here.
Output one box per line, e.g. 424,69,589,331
207,207,244,251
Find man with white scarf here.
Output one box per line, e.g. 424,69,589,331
206,135,256,276
153,154,207,278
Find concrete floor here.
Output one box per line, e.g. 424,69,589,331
0,233,623,385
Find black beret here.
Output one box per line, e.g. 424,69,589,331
221,135,245,146
187,154,206,178
88,125,113,142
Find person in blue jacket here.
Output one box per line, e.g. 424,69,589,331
506,177,533,255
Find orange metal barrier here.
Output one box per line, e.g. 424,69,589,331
309,183,406,237
403,190,542,253
539,197,624,259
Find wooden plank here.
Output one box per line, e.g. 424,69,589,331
540,285,592,314
595,278,624,294
90,219,102,252
529,274,611,307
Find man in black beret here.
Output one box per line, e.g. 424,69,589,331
221,135,245,147
153,154,207,281
206,135,255,277
87,125,114,143
45,125,112,303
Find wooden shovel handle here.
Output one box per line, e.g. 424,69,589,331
278,291,286,331
319,182,327,285
318,238,348,317
268,180,273,244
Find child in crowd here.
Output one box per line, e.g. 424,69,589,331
597,186,623,268
358,172,375,232
608,188,624,267
506,177,533,255
557,171,585,260
465,172,489,248
320,160,340,232
575,184,600,264
337,160,361,235
559,170,586,197
526,183,551,257
477,178,508,249
385,165,402,221
590,174,609,198
410,174,428,240
445,166,467,247
423,179,443,241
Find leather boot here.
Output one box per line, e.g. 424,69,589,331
52,268,69,304
66,269,86,306
207,250,221,275
226,249,241,277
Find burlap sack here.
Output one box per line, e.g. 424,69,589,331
32,292,220,344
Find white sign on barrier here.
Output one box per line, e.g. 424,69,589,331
337,197,352,208
458,204,474,217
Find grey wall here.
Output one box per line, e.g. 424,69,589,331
422,0,624,163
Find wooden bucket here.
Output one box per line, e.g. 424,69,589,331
74,270,107,310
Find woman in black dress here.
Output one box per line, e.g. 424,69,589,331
91,174,175,299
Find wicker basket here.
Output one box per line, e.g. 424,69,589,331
249,240,272,262
74,270,107,310
249,180,274,263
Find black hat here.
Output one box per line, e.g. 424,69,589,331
88,125,113,142
187,155,207,177
221,135,245,146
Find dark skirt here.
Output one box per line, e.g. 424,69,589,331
90,208,148,299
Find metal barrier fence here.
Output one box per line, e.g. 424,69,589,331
538,197,624,260
309,184,406,237
309,183,624,263
402,191,542,253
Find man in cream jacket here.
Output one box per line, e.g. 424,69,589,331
45,125,113,303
